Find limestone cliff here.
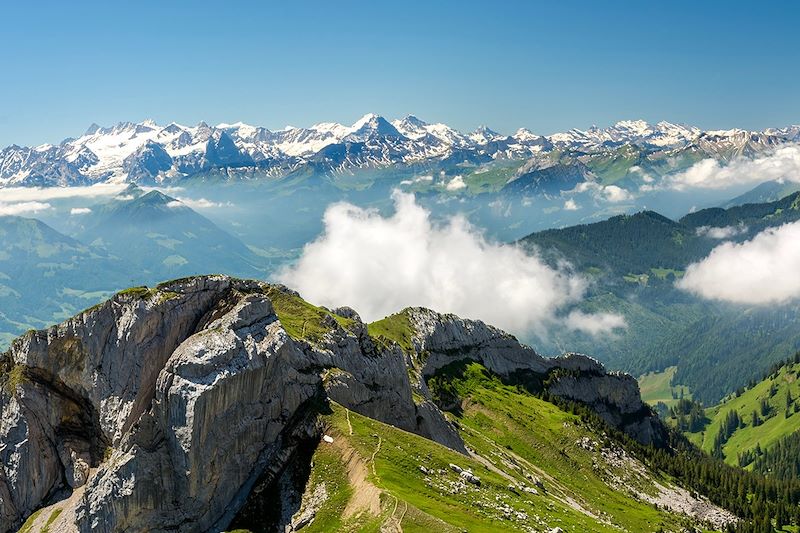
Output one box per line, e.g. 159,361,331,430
0,276,663,532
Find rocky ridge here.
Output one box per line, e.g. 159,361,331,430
0,276,663,532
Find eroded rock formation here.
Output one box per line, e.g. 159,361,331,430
0,276,663,532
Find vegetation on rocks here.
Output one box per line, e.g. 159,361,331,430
265,286,354,343
2,364,28,395
366,311,415,354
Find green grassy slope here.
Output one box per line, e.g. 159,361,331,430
243,363,725,533
366,310,415,354
686,363,800,464
462,161,524,194
638,367,692,410
682,361,800,467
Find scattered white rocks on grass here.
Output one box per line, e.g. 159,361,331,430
577,431,737,530
640,481,738,530
322,435,334,443
508,482,539,495
460,469,481,486
575,436,599,451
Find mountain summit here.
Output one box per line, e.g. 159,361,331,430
3,275,746,533
2,116,798,187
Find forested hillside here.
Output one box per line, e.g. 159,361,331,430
522,192,800,403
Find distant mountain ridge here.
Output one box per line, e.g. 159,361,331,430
520,191,800,403
0,188,263,345
2,114,799,187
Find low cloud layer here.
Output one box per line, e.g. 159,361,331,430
445,175,466,191
572,181,634,203
166,197,230,209
564,310,627,336
695,225,748,239
678,221,800,304
278,191,624,338
0,201,52,216
668,145,800,190
0,183,127,202
602,185,633,202
399,175,433,186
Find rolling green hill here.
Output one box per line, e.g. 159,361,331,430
681,355,800,474
722,181,800,208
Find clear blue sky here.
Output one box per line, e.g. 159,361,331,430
2,0,799,146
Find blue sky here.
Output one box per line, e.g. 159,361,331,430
2,0,799,146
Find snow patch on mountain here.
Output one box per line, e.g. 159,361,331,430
2,114,799,187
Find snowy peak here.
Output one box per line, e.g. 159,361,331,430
350,112,382,130
547,119,701,148
396,114,428,129
345,113,404,142
1,116,798,187
391,115,430,138
470,126,506,145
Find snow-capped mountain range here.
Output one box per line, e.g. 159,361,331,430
1,114,799,187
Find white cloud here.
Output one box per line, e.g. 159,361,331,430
629,165,655,183
668,145,800,190
0,183,127,202
70,207,92,215
569,181,633,203
166,200,185,209
602,185,633,203
175,197,230,209
445,175,466,191
677,221,800,304
572,181,596,194
277,191,624,338
145,186,185,195
695,225,748,239
564,310,627,336
0,201,52,216
399,175,433,186
563,198,580,210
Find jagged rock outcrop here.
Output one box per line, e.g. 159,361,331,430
403,307,665,445
0,275,663,532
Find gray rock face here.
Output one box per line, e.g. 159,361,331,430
0,276,663,532
403,309,662,445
